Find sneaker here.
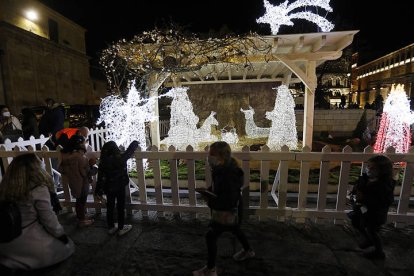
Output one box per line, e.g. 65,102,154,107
192,265,217,276
363,250,385,259
233,249,255,261
118,225,133,236
78,219,94,227
108,223,118,235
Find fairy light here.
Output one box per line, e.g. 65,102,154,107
374,84,414,153
221,127,239,145
195,111,219,142
257,0,334,35
266,85,298,151
98,84,157,168
240,106,270,138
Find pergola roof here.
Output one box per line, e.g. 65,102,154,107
166,30,358,90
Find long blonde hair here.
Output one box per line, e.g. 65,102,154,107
0,153,54,202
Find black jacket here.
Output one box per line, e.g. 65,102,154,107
95,141,139,195
208,158,243,211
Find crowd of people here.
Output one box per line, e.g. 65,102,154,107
0,116,397,276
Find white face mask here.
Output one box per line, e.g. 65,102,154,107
2,111,10,117
207,156,219,167
40,161,46,171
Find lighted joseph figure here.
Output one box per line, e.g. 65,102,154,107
161,87,199,150
374,84,414,154
266,85,298,151
98,84,157,153
256,0,334,35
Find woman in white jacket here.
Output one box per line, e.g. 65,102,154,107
0,153,74,271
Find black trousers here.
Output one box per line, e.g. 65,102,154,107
106,187,126,230
206,222,250,269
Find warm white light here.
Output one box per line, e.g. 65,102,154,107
257,0,334,35
266,85,298,151
160,87,219,150
25,9,38,21
240,106,270,138
221,127,239,145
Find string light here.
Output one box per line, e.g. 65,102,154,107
240,106,270,138
374,84,414,153
266,85,298,151
221,127,239,145
257,0,334,35
97,84,157,168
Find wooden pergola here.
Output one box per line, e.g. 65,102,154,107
108,30,358,149
146,30,358,149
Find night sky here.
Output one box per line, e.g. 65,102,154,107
40,0,414,65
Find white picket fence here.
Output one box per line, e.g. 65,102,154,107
1,128,413,226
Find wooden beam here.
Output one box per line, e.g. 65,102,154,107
164,77,294,86
283,72,292,85
228,67,232,80
242,66,248,80
275,55,316,91
291,36,304,53
270,63,284,79
303,61,316,150
272,37,279,54
257,64,268,79
335,34,354,51
312,35,326,52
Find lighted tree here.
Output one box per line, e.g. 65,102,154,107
98,84,157,152
161,87,199,150
266,85,298,151
374,84,414,153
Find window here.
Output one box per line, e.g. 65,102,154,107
48,19,58,43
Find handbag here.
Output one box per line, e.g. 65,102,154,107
211,208,238,226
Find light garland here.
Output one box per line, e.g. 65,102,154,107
266,85,298,151
221,126,239,145
257,0,334,35
97,84,157,168
240,106,270,138
195,111,219,143
374,84,414,153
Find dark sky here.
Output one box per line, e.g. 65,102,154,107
41,0,414,65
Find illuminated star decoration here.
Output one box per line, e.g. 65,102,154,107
98,84,157,168
374,84,414,154
266,85,298,151
257,0,334,35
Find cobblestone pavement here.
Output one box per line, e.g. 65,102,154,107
16,210,414,276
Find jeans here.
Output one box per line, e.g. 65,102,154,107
106,187,126,230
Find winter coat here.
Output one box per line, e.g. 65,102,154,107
59,151,90,198
354,174,395,226
96,141,139,195
208,158,243,211
0,185,74,270
39,104,64,136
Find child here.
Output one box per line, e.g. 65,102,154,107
349,155,395,259
95,140,139,236
59,135,93,227
193,141,254,276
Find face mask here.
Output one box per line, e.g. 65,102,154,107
207,156,219,167
2,111,10,117
365,166,377,178
40,161,46,171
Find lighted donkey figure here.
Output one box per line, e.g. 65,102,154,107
240,106,270,138
195,111,219,142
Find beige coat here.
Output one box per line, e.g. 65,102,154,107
0,185,74,270
59,151,90,198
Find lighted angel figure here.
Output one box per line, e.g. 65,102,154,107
257,0,334,35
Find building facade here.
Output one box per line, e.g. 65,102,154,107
352,43,414,107
0,0,105,114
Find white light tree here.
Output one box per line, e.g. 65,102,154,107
374,84,414,153
266,85,298,151
98,84,157,152
161,87,199,150
257,0,334,35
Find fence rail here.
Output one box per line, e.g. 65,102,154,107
1,128,413,226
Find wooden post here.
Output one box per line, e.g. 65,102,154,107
303,60,316,150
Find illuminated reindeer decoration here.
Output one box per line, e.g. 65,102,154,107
256,0,334,35
240,106,270,138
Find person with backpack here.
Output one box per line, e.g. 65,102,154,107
0,153,74,271
193,141,255,276
95,140,139,236
348,155,395,259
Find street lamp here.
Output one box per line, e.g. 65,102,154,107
25,9,38,21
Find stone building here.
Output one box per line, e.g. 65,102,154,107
0,0,106,115
352,43,414,107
